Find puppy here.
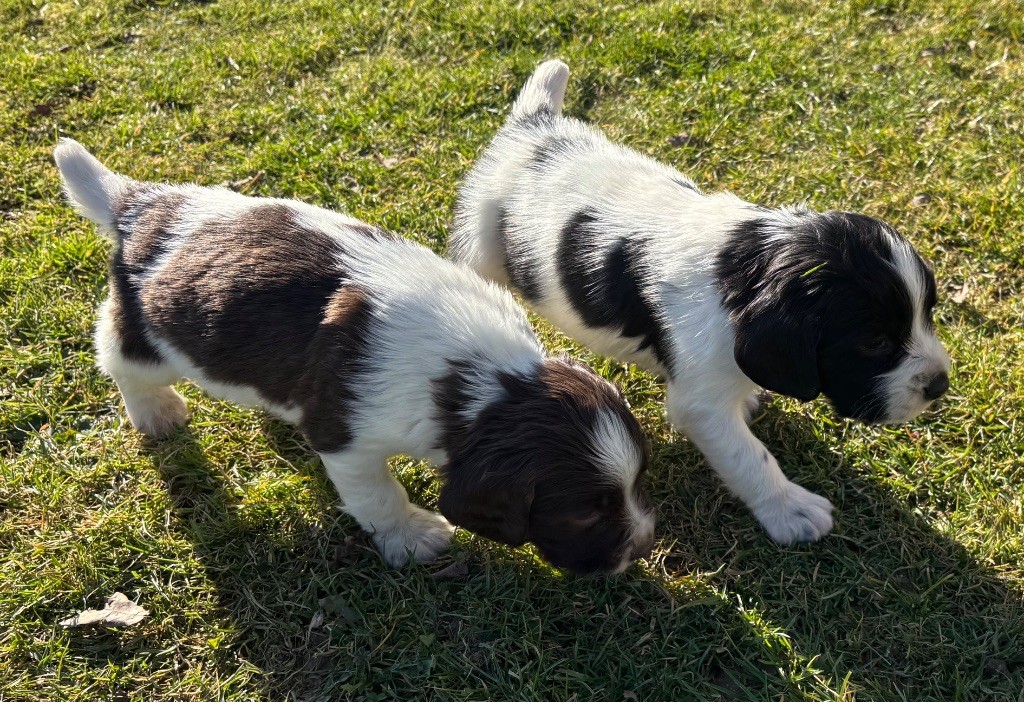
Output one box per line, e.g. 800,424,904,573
449,61,950,544
55,138,655,574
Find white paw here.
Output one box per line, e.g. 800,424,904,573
125,387,188,439
753,482,834,544
372,506,455,568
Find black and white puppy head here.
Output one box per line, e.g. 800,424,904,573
719,211,951,424
435,357,655,574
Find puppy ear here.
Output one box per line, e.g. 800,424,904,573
733,306,821,402
438,467,534,547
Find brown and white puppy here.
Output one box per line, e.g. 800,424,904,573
55,138,655,574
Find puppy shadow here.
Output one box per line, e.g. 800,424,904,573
121,414,827,699
85,403,1021,700
646,398,1024,698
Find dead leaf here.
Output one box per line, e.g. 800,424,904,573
30,103,55,117
950,281,970,304
308,610,325,632
60,592,149,629
920,46,947,58
378,156,401,168
428,559,469,580
911,193,932,207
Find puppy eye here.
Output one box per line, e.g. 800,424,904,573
860,336,893,355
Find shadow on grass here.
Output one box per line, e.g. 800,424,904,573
649,399,1024,700
102,403,1023,701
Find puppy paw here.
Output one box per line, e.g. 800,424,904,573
373,506,455,568
126,387,189,439
753,482,834,544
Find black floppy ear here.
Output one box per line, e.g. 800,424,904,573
733,307,821,402
438,467,534,547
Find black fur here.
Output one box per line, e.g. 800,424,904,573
716,211,936,421
495,204,543,302
433,357,652,574
557,210,674,372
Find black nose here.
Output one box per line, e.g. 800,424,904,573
923,372,949,400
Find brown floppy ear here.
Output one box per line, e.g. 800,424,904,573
438,471,535,547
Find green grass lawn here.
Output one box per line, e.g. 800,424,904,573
2,0,1022,699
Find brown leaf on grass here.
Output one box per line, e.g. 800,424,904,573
950,281,970,304
911,193,932,207
60,592,149,629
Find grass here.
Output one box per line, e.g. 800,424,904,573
1,0,1022,699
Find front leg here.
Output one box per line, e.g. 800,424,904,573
667,383,834,543
319,447,454,567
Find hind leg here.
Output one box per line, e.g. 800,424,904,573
95,299,188,439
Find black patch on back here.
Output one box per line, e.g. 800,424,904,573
495,204,543,302
557,210,674,372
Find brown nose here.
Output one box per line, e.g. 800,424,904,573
924,372,949,401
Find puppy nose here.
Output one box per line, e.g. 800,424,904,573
923,371,949,400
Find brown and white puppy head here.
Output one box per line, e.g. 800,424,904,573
434,357,655,574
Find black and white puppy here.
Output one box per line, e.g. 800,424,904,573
449,61,951,544
55,138,655,574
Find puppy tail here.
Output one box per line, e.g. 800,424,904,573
54,138,133,237
510,59,570,122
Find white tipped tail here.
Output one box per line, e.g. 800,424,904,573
54,138,132,235
510,60,570,121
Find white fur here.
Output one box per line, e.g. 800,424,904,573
451,60,950,544
592,410,655,562
880,241,952,421
54,138,132,233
